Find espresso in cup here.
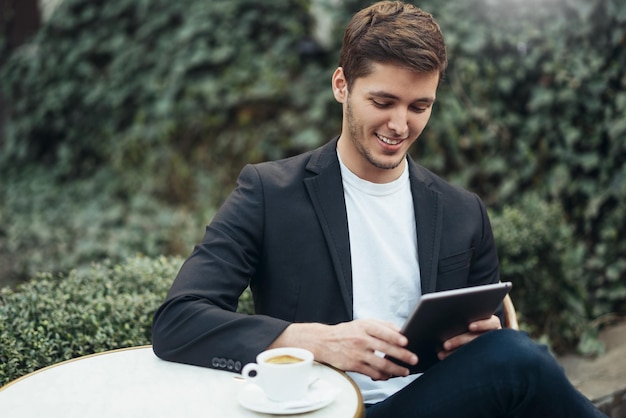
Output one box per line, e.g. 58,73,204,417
265,354,304,365
241,347,314,402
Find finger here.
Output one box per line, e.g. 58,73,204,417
355,321,418,377
353,362,397,381
442,330,485,352
468,315,502,332
374,343,418,368
364,319,409,347
437,348,454,360
368,318,403,332
439,330,485,359
327,320,418,379
367,350,414,379
333,344,410,380
360,341,417,375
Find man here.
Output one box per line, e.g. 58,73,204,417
152,2,605,416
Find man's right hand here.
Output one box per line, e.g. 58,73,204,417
268,319,418,381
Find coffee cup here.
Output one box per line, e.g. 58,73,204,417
241,347,314,402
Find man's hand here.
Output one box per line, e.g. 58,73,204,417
437,315,502,360
269,319,418,381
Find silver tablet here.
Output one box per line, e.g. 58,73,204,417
387,281,512,373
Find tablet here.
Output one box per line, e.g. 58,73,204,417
387,281,512,373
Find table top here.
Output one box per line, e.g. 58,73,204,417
0,346,364,418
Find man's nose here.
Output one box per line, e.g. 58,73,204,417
388,109,409,137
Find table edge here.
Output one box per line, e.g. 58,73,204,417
1,344,365,418
0,344,152,392
318,361,365,418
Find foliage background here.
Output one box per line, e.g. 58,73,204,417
1,0,625,380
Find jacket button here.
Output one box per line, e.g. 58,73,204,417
211,357,220,367
235,361,242,371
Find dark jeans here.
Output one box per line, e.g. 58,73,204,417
366,329,607,418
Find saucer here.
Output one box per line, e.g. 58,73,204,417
237,379,340,415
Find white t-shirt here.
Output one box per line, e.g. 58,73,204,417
337,151,422,404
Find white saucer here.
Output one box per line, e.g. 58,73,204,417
237,379,340,415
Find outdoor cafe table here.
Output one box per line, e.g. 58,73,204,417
0,345,365,417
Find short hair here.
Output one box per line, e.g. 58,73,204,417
339,1,448,89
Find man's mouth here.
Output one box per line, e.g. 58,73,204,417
376,133,403,146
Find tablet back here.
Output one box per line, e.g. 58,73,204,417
389,282,512,373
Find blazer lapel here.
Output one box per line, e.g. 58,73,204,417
409,161,442,294
303,139,353,317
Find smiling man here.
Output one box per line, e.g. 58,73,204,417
152,2,606,416
334,63,439,182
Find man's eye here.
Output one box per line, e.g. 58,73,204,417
373,101,391,108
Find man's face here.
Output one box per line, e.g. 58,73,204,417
333,63,439,183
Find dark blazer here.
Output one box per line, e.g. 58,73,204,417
152,138,500,372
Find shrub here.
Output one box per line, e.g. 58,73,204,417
489,194,599,354
0,255,254,386
0,256,175,386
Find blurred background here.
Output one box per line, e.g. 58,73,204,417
1,0,625,383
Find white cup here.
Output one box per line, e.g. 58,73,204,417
241,347,314,402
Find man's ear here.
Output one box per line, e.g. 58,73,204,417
331,67,348,103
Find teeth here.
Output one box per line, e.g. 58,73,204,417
377,134,401,145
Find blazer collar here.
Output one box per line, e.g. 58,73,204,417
305,136,340,175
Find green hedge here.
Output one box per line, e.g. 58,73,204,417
0,256,175,386
0,255,255,386
490,194,601,354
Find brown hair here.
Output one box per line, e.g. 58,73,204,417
339,1,448,89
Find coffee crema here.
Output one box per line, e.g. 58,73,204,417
265,354,304,364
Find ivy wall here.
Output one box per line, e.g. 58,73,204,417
1,0,624,356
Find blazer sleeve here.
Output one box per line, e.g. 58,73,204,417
469,194,500,287
151,164,290,371
470,193,503,322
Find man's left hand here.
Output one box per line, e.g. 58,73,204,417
437,315,502,360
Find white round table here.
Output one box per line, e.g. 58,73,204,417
0,346,364,417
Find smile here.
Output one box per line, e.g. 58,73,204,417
376,133,403,146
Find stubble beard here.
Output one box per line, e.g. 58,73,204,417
346,98,405,171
